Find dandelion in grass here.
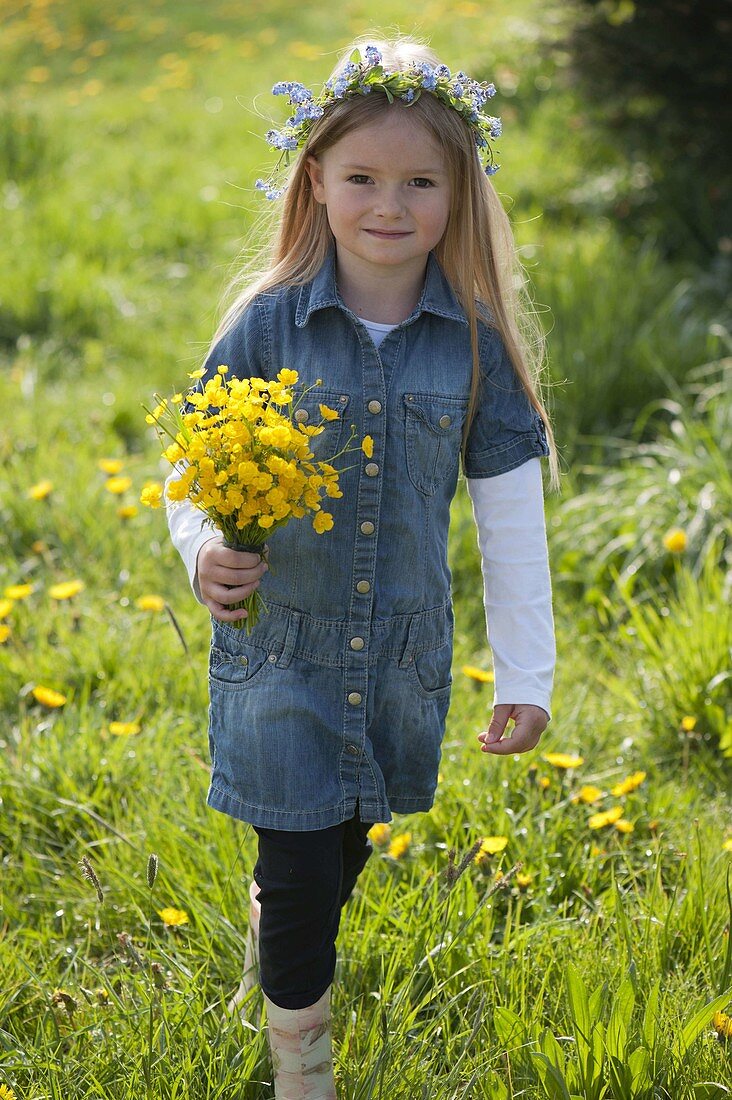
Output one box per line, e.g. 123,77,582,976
0,1083,17,1100
98,458,125,475
0,625,10,644
611,770,646,796
0,600,12,621
588,805,624,829
723,838,732,853
713,1011,732,1042
542,752,584,769
462,665,493,683
4,583,33,600
27,479,53,500
31,685,67,708
109,720,141,736
142,366,366,633
158,907,189,927
387,833,411,859
474,836,508,865
105,475,132,495
663,527,687,553
516,872,533,888
368,823,391,847
615,819,634,834
572,784,603,804
118,504,138,519
49,579,84,600
135,594,165,612
680,715,696,732
538,776,551,789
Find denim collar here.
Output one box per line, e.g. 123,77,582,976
295,244,469,328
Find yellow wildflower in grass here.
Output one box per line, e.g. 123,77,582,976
614,819,634,834
49,580,84,600
0,599,13,620
118,504,138,519
32,685,67,708
27,479,53,500
98,458,125,475
105,476,132,495
475,836,508,865
574,785,604,804
588,805,624,829
140,482,163,508
680,716,696,732
361,435,374,458
135,594,165,612
516,872,533,888
542,752,584,769
4,584,33,600
712,1011,732,1042
158,907,189,927
663,527,687,553
387,832,412,859
143,370,365,633
109,720,141,736
722,838,732,853
368,823,392,847
611,770,647,796
0,625,10,644
0,1082,18,1100
538,776,551,789
462,665,494,683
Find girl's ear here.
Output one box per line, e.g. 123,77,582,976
305,155,326,204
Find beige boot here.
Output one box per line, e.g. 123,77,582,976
264,985,337,1099
227,880,261,1015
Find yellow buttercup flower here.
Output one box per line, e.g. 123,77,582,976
361,435,374,458
462,665,494,683
49,580,84,600
611,770,646,796
98,458,125,475
135,595,165,612
0,1082,18,1099
4,584,34,600
32,685,67,708
140,483,163,508
313,511,334,533
475,836,508,866
118,504,138,519
387,833,412,859
663,527,687,553
158,907,189,927
28,479,53,500
680,716,696,732
368,823,392,847
516,872,533,888
588,805,624,829
542,752,584,769
109,720,141,736
319,404,339,422
105,476,132,495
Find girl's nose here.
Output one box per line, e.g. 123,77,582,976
373,186,406,218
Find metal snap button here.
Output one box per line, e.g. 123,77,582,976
346,744,360,756
294,409,309,423
350,637,365,651
239,656,248,666
439,414,452,428
356,580,371,594
268,653,277,662
347,692,362,706
367,399,382,414
360,521,375,535
365,463,379,477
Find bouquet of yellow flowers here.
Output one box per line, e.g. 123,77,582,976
142,365,370,633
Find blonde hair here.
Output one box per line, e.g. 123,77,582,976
207,33,561,492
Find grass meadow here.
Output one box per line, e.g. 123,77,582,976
1,0,731,1097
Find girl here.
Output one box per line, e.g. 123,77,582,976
166,33,560,1099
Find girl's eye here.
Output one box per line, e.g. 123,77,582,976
411,178,435,188
348,175,371,184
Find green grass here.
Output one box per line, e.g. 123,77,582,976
1,1,731,1097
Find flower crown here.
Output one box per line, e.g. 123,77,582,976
255,44,502,200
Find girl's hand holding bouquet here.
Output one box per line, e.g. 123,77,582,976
142,365,368,633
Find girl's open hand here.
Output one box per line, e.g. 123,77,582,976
196,537,269,623
478,703,548,755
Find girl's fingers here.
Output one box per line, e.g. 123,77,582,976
212,562,268,585
211,581,261,604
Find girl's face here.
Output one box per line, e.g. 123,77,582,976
306,109,452,284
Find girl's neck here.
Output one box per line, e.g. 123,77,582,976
335,252,427,325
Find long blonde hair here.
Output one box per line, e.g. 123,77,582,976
207,33,561,493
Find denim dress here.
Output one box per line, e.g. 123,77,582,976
192,245,550,830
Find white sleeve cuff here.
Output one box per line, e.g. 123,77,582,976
466,458,555,720
164,464,218,604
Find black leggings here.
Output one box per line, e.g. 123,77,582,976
253,805,375,1010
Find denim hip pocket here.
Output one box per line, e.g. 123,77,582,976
403,392,468,495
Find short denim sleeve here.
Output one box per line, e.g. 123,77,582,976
463,326,550,478
181,297,268,416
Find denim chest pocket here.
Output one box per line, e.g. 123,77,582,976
405,640,453,700
292,388,350,462
209,642,275,692
403,392,469,495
